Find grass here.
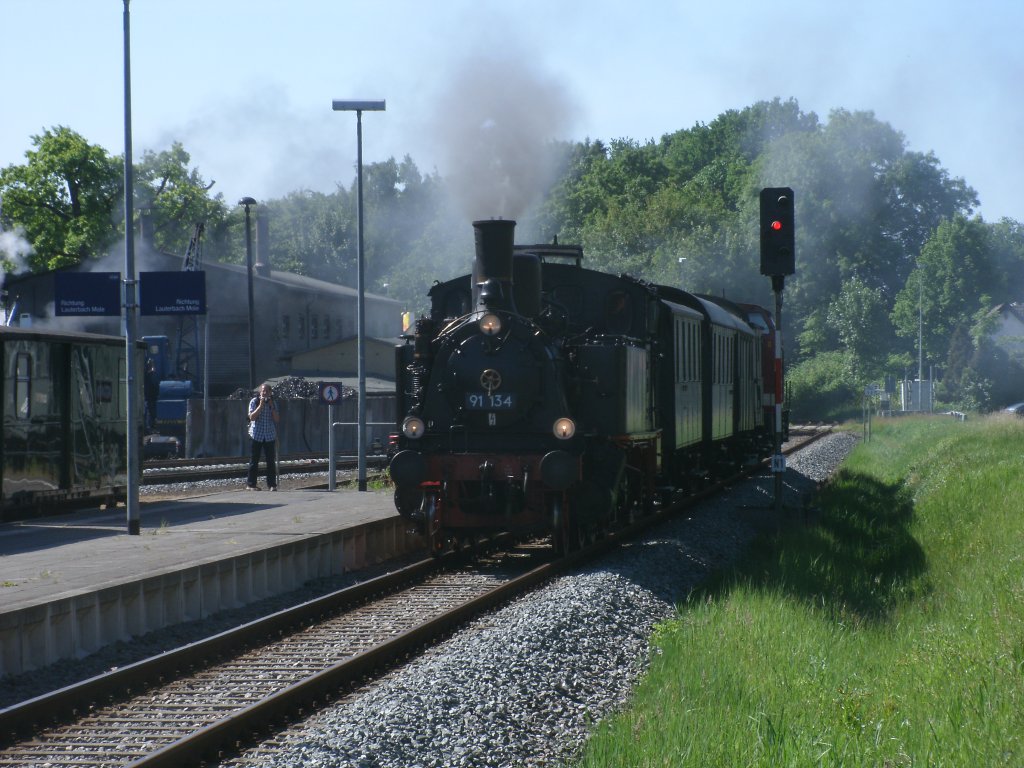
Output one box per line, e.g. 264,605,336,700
577,415,1024,767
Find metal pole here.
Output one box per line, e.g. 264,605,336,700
918,273,923,412
332,100,384,493
328,403,336,491
355,111,367,492
772,275,785,514
122,0,140,535
240,198,257,391
202,314,210,456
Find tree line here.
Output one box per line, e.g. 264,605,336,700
2,99,1023,416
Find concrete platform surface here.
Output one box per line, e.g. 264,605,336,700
0,488,423,677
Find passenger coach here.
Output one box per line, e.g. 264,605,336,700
1,326,143,520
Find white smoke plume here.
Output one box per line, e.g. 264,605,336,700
0,224,33,275
1,225,34,324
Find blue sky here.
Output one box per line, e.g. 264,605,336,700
2,0,1021,222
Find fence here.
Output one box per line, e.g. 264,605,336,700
182,395,396,458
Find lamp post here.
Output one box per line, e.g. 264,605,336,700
239,197,257,391
332,99,385,492
122,0,140,535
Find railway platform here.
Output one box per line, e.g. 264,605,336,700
0,488,423,678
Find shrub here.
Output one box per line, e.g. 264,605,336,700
787,351,861,421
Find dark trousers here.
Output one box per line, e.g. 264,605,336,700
248,439,277,488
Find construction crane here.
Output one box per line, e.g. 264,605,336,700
174,222,204,385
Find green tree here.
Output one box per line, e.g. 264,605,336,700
826,275,892,376
134,143,227,255
0,126,122,270
760,109,977,358
986,218,1024,303
939,323,974,403
891,215,991,365
258,189,353,283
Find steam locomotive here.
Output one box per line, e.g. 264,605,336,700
389,219,785,552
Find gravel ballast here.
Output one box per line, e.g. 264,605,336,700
224,431,860,768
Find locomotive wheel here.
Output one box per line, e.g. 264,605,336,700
394,487,424,521
579,520,596,548
549,494,571,555
421,494,445,556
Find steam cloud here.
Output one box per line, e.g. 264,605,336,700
0,225,33,276
1,225,33,323
429,53,576,221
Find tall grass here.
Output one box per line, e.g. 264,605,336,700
578,416,1024,767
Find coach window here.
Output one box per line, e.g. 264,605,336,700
549,285,583,318
442,288,471,318
281,315,291,340
606,290,632,334
676,319,683,382
310,313,319,340
323,315,331,340
718,336,725,383
15,353,31,420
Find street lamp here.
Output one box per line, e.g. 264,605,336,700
122,0,141,535
332,99,385,493
239,197,257,390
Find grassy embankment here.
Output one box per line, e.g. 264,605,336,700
579,415,1024,767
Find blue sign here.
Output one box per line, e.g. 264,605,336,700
139,271,207,316
54,272,122,316
319,382,343,404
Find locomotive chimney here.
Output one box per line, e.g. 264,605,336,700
472,219,516,312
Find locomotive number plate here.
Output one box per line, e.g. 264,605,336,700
465,393,516,410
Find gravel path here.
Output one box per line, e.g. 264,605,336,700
221,431,860,768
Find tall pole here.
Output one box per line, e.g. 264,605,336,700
122,0,140,535
772,275,785,514
332,99,385,493
354,111,367,492
918,272,923,411
239,197,257,391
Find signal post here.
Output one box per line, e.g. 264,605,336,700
759,187,795,514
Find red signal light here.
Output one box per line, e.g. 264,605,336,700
771,220,783,231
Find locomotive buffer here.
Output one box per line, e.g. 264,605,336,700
760,187,795,514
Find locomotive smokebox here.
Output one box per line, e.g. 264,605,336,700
472,219,516,311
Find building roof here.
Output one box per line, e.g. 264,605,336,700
991,302,1024,324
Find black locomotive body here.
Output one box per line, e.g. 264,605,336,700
390,219,780,552
0,326,144,521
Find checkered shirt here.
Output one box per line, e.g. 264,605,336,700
248,397,278,442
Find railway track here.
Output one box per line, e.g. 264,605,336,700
0,426,832,767
0,541,557,767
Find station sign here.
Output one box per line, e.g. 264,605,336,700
54,272,122,316
139,271,207,316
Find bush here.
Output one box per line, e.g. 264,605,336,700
787,351,861,421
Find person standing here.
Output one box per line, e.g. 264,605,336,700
247,383,280,490
144,358,159,431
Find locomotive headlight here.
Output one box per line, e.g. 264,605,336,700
478,313,502,336
402,416,426,439
553,417,576,440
